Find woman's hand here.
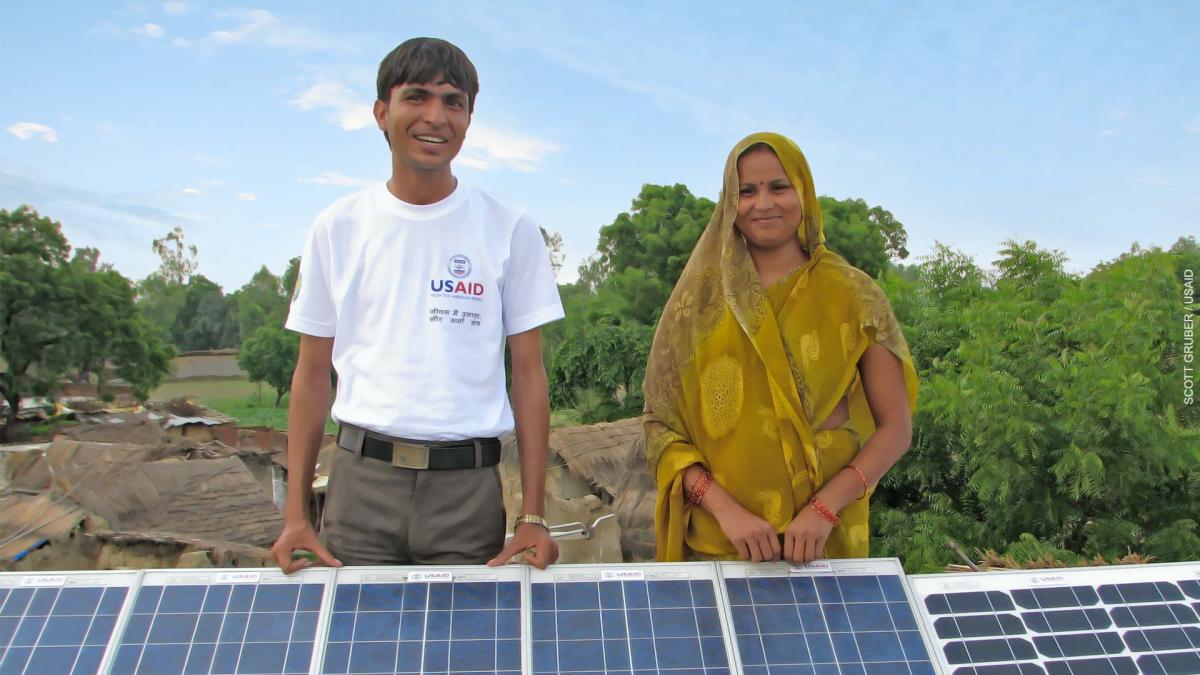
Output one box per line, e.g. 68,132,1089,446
713,503,781,562
783,506,835,564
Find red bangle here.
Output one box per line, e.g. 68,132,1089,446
808,497,840,525
845,464,869,499
688,467,714,505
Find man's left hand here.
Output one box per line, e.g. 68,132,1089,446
487,522,559,569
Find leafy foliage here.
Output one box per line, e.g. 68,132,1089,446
874,241,1200,571
238,324,300,406
0,206,171,438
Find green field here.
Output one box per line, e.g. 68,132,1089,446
151,377,579,433
150,378,335,433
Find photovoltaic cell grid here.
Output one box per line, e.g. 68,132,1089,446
0,571,137,675
323,567,524,675
720,560,938,675
908,561,1200,675
528,562,733,674
107,568,333,675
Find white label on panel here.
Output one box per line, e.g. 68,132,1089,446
408,571,453,583
601,570,646,581
792,562,834,573
1029,574,1067,586
20,575,66,587
216,572,262,584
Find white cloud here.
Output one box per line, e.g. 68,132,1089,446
296,171,367,187
137,23,165,39
6,122,59,143
290,80,374,131
173,9,347,52
455,156,491,171
162,1,189,16
1187,116,1200,134
1099,129,1114,137
1138,173,1175,188
459,124,560,173
235,192,256,201
181,187,202,195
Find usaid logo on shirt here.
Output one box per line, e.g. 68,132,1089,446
430,254,485,296
448,254,471,278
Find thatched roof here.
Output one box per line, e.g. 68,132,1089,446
550,417,643,497
0,493,86,561
41,439,283,548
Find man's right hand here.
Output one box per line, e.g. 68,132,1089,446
271,521,342,574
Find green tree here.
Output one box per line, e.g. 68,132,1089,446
819,197,909,278
172,275,237,350
541,227,564,276
873,242,1200,571
592,184,714,289
69,261,173,400
231,265,287,343
548,321,653,422
152,225,198,285
1,207,79,437
135,272,188,343
238,324,300,406
0,207,172,439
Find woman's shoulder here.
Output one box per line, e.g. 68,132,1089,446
813,250,888,302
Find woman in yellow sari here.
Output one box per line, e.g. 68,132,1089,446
644,132,919,563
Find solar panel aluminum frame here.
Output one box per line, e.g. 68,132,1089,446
327,564,528,675
907,560,1200,674
717,557,942,673
110,566,336,675
0,569,142,675
528,561,738,674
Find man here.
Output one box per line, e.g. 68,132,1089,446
271,37,562,571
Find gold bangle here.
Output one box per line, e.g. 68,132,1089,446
514,514,549,530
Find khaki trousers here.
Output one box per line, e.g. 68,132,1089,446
319,449,507,565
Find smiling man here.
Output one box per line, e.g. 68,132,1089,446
273,38,564,571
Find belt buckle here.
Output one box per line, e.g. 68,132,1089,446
390,441,430,469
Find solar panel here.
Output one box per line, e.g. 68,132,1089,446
0,570,138,675
107,567,333,675
719,558,940,675
908,560,1200,675
528,562,735,674
322,566,525,675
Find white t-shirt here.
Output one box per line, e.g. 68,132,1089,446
285,181,564,441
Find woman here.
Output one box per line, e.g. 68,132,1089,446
644,132,918,563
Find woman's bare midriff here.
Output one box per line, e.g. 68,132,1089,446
817,397,850,431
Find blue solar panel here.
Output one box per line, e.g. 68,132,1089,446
322,567,524,675
107,568,331,675
0,571,136,675
909,561,1200,675
529,562,733,674
720,560,939,675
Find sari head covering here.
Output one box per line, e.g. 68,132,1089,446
643,132,919,561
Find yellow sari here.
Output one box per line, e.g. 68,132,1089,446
643,132,919,561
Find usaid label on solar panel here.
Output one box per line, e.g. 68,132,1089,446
325,565,525,675
0,570,139,675
719,558,940,675
528,562,736,674
908,561,1200,675
107,567,334,675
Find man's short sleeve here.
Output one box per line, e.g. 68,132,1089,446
501,215,565,336
284,219,336,337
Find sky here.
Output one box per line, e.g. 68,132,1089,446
2,1,1197,292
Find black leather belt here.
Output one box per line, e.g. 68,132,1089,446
337,424,501,470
